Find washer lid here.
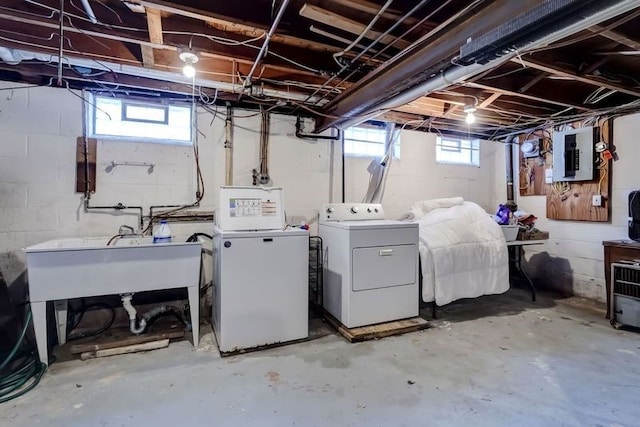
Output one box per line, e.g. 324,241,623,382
213,226,308,238
319,219,417,230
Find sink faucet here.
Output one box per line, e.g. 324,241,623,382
119,225,136,236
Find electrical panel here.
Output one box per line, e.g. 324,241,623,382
552,127,597,182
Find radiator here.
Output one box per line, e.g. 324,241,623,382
611,262,640,328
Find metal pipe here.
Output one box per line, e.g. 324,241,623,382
317,0,640,131
245,0,290,83
57,0,63,86
333,0,393,62
79,0,98,24
504,135,516,204
310,0,460,108
225,105,234,186
297,0,434,110
295,116,341,140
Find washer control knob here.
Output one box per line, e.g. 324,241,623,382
367,207,372,213
326,207,334,214
374,208,379,213
350,206,359,214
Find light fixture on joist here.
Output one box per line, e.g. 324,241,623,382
179,49,199,78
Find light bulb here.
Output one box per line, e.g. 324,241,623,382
465,112,476,125
183,64,196,78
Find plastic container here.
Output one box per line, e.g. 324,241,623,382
153,220,172,243
500,225,519,242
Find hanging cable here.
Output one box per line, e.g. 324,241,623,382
333,0,394,66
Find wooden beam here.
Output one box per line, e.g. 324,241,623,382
512,57,640,99
443,104,461,118
146,8,164,44
0,13,330,78
141,8,163,68
478,92,501,108
466,82,591,111
327,0,422,26
299,4,410,49
589,26,640,50
518,72,547,93
131,0,340,53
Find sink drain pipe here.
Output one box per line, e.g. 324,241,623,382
120,294,190,335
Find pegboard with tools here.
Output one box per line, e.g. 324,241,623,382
545,119,613,222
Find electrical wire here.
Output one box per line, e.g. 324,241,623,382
333,0,394,65
67,302,116,341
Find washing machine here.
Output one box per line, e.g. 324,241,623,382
318,203,419,328
212,187,308,353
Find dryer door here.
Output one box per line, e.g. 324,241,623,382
352,244,417,291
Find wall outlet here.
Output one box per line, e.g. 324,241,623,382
592,194,602,207
545,168,553,184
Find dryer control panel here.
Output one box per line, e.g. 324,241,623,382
321,203,385,221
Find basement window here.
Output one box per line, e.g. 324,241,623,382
87,94,193,144
436,136,480,166
343,122,400,158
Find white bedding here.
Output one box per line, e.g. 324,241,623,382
405,200,509,306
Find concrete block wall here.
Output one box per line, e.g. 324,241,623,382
516,114,640,302
345,131,507,219
0,82,506,293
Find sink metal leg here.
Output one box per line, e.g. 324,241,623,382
53,299,68,345
31,301,48,366
187,286,199,348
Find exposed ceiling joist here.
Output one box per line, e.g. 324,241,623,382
0,12,329,78
141,8,164,68
589,25,640,50
327,0,421,25
299,4,410,49
465,82,591,112
131,0,340,53
314,0,541,131
478,92,501,108
513,57,640,99
518,72,547,93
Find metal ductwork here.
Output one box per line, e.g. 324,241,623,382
315,0,640,132
459,0,624,65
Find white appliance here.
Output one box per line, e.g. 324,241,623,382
212,186,308,353
318,203,419,328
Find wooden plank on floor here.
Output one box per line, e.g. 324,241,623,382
323,311,430,343
70,326,184,354
80,339,170,360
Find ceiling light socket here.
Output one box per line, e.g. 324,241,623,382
178,49,199,65
463,105,477,114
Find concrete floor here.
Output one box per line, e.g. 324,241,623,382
3,289,640,427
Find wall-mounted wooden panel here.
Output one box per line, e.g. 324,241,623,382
545,119,612,222
518,131,551,196
76,137,97,193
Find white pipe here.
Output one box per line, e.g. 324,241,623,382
0,46,50,65
0,46,325,103
80,0,98,24
121,294,147,335
339,0,640,129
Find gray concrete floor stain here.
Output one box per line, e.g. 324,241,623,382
2,289,640,427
